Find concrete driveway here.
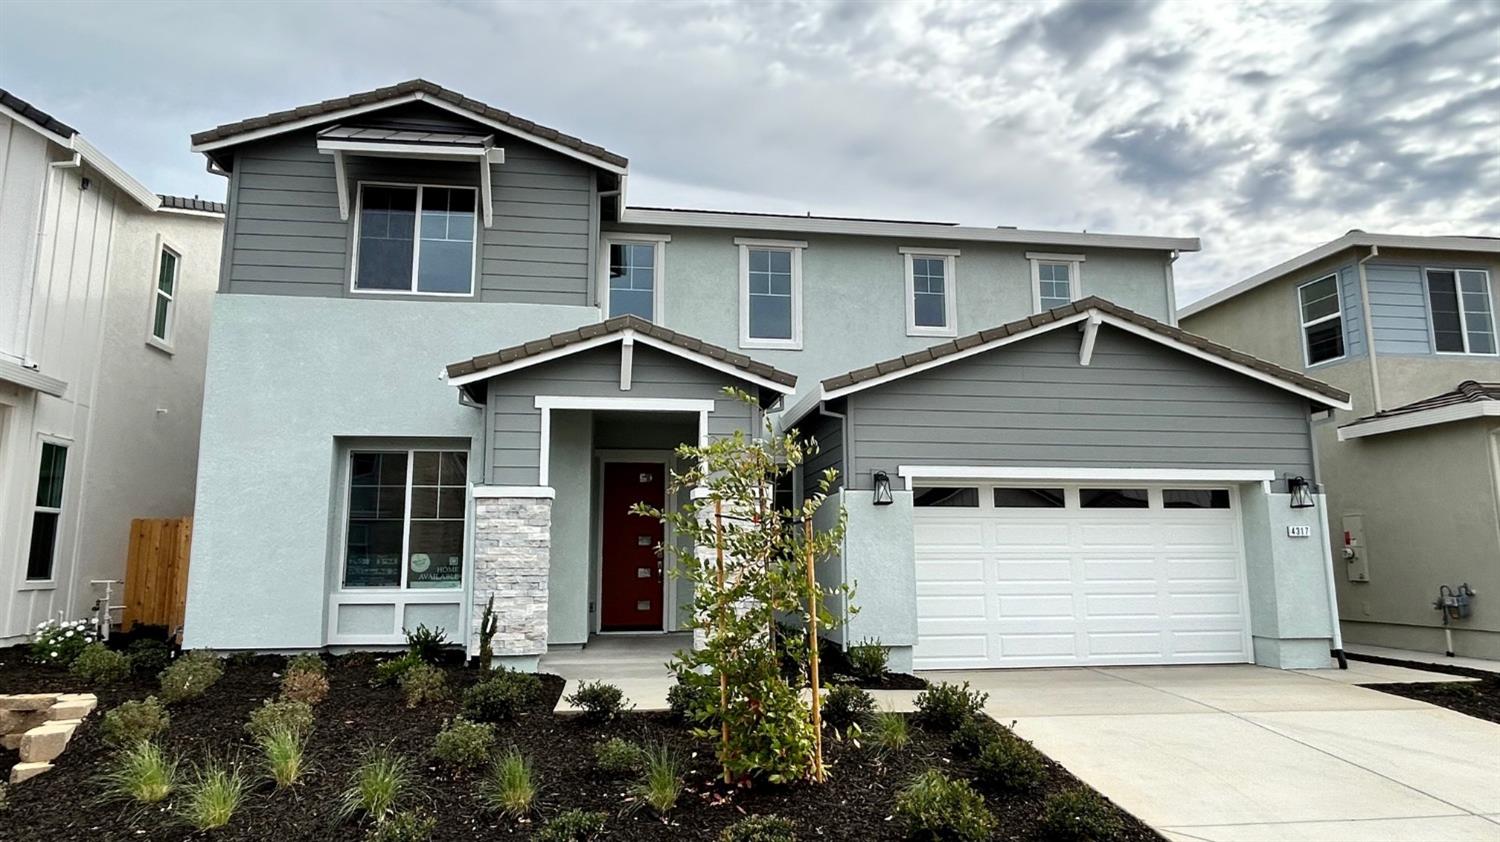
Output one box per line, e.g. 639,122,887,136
920,662,1500,842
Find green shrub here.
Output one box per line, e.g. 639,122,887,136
100,696,170,746
340,745,410,824
480,747,536,819
28,618,96,666
373,651,424,686
950,717,997,759
126,639,173,676
178,759,248,831
913,682,988,732
894,769,996,842
286,651,326,676
593,737,643,777
403,624,449,664
462,670,541,723
281,667,330,704
666,676,716,722
70,643,131,685
821,683,874,732
101,740,177,804
846,638,889,683
368,810,436,842
564,680,629,722
536,808,608,842
432,718,494,768
158,650,224,704
246,698,314,741
1041,788,1125,842
973,734,1044,792
633,742,682,816
721,813,798,841
398,662,447,708
259,726,308,788
871,710,910,754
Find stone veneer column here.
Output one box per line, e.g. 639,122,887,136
472,495,551,661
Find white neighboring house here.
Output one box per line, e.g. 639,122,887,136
0,90,224,645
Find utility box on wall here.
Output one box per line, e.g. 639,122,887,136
1343,513,1370,583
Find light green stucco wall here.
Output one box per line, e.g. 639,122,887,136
1240,486,1339,668
548,410,593,646
838,490,918,671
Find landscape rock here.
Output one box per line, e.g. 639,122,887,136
8,761,53,784
0,694,60,712
18,720,80,764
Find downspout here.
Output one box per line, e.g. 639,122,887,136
19,152,81,365
816,400,853,650
1164,249,1181,326
1309,420,1348,669
1356,246,1382,413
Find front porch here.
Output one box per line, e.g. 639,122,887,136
544,632,685,712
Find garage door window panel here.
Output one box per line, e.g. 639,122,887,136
914,487,979,507
993,487,1065,508
1080,488,1149,508
1163,489,1231,509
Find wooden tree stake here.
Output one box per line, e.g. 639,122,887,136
806,515,825,782
715,498,731,785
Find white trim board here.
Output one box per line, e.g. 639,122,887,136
0,357,67,397
897,466,1276,488
533,396,716,412
1338,402,1500,440
472,485,557,499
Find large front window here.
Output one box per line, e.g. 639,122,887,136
1426,268,1496,355
1298,274,1344,365
344,450,467,589
355,184,476,295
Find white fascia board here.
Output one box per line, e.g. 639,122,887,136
472,485,556,499
533,395,717,412
192,91,627,175
0,357,67,397
778,389,826,429
622,208,1199,253
897,465,1276,486
155,206,224,219
0,101,73,147
1337,402,1499,440
69,135,159,210
1179,232,1500,319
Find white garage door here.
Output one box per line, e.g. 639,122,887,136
913,484,1251,669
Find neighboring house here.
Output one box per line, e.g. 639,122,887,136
0,90,224,645
1181,232,1500,659
181,80,1350,673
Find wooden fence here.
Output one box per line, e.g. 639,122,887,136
123,517,193,639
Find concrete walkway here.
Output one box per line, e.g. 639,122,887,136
918,664,1500,842
1346,644,1500,676
542,634,684,712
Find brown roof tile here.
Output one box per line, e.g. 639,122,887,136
1343,380,1500,427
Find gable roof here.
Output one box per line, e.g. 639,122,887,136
1180,231,1500,319
190,79,627,173
445,315,796,404
157,194,226,215
1338,381,1500,440
0,88,159,210
0,88,76,138
802,297,1349,420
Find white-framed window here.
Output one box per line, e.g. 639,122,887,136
736,237,805,349
148,240,179,351
1297,273,1345,366
1426,268,1496,355
26,439,68,582
900,247,959,337
342,449,468,590
352,183,477,296
1028,252,1085,312
602,234,669,321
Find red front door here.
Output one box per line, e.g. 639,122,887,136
600,462,667,631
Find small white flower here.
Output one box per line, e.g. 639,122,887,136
50,650,59,658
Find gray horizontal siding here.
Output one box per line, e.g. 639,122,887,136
1337,264,1367,358
224,102,596,305
486,345,759,485
845,325,1315,489
795,410,845,495
1365,264,1432,354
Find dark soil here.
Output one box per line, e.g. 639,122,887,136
1,646,1157,841
818,647,927,691
1351,652,1500,725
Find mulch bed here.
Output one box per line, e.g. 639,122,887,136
1351,652,1500,725
1,646,1157,841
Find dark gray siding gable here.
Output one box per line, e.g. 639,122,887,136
844,325,1316,489
795,409,845,496
223,104,596,305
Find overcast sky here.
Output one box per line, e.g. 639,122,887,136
3,0,1496,303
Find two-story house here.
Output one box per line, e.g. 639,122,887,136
1181,232,1500,660
1,90,224,644
181,80,1352,672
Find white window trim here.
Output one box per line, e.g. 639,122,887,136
349,181,479,297
1028,252,1085,313
146,235,180,354
1297,273,1345,367
338,448,468,593
1424,267,1497,356
600,233,670,322
736,238,805,350
20,435,71,589
900,247,960,337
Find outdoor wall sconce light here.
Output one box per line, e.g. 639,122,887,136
872,471,894,505
1287,475,1315,508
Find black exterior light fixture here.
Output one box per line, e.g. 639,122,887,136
872,471,894,505
1287,475,1315,509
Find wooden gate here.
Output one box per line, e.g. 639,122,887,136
123,518,193,638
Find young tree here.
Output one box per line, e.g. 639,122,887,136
633,388,849,785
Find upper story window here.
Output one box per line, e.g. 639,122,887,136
1028,253,1084,312
603,234,669,321
1426,268,1496,355
736,238,804,350
27,440,68,582
901,248,959,337
354,184,476,296
1298,273,1344,365
149,242,179,351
